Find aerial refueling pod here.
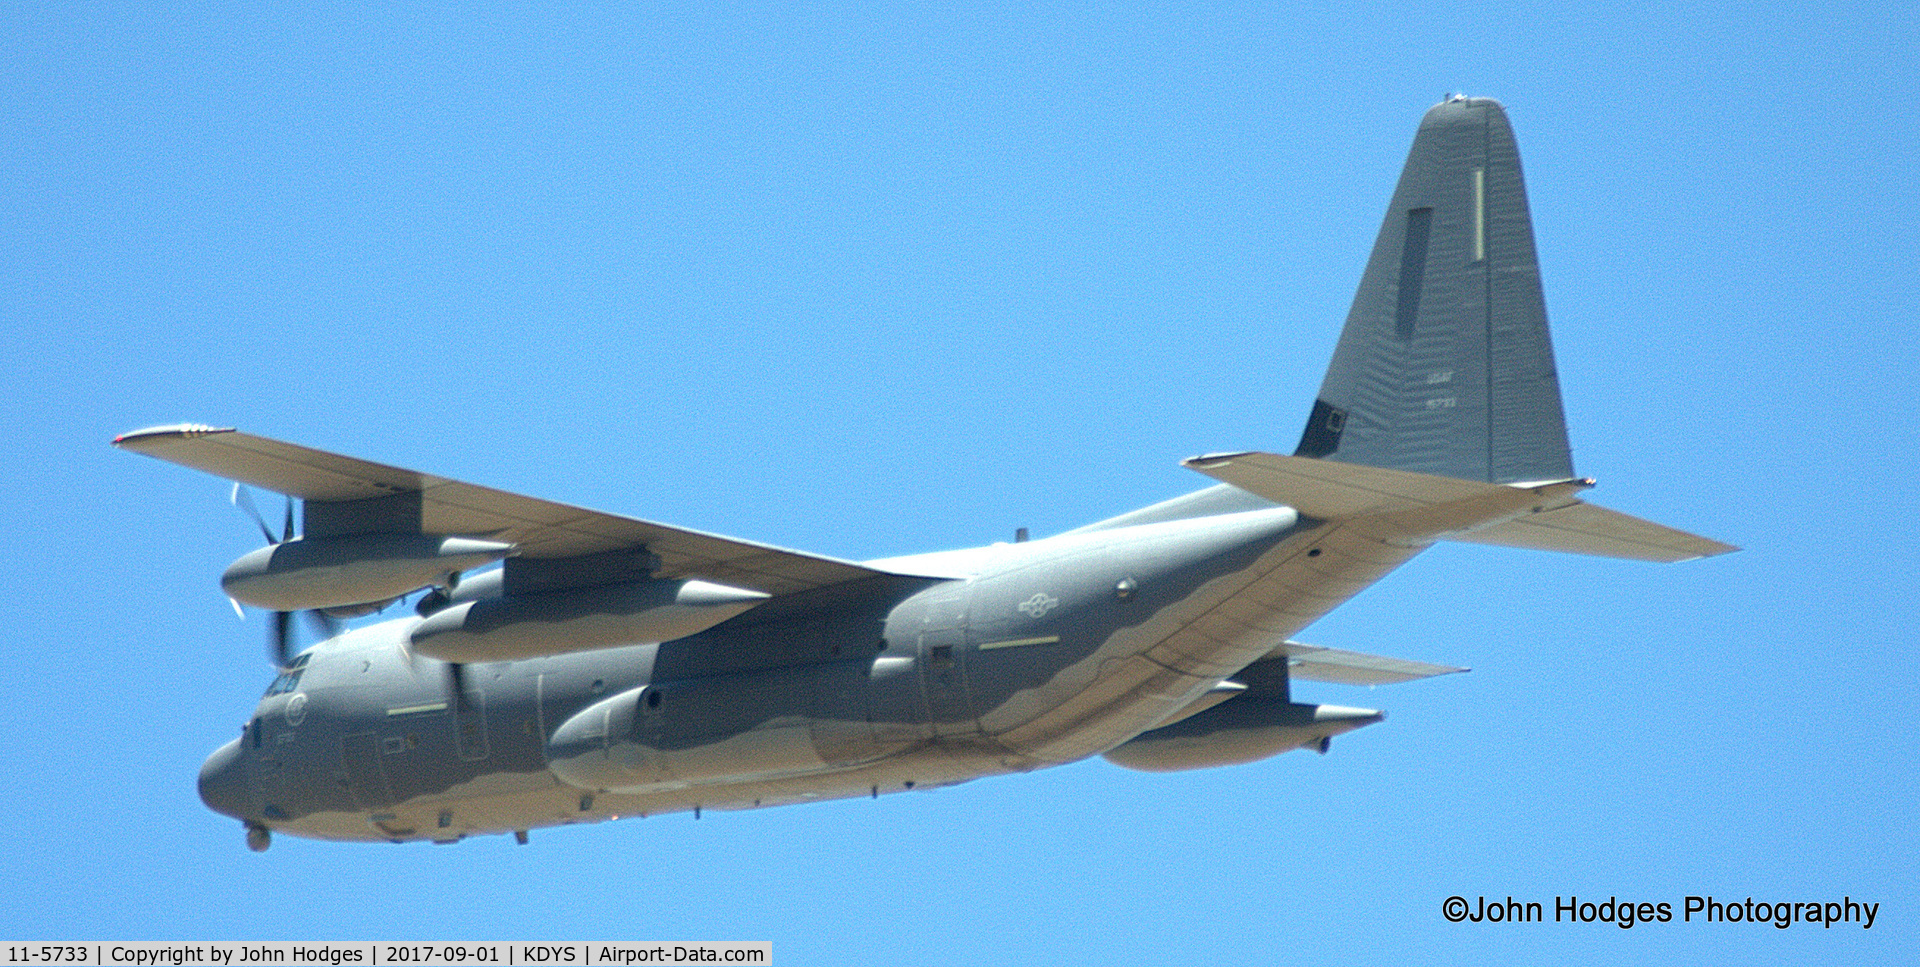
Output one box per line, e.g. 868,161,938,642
221,534,514,612
409,577,770,662
1100,697,1384,773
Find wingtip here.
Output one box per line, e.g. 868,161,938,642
1680,540,1743,562
112,424,235,449
1182,451,1255,470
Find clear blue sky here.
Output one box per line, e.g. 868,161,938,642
3,2,1914,963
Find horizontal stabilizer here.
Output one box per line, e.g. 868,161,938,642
1450,501,1737,562
1183,450,1733,562
1270,641,1466,686
1183,450,1590,543
1145,641,1453,733
1184,450,1544,519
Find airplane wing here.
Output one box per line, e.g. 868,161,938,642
113,424,902,597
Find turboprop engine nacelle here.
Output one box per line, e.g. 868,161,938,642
221,534,515,612
1101,698,1385,773
409,577,770,662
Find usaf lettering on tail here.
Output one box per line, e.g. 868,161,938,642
116,97,1734,851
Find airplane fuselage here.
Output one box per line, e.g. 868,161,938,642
200,502,1407,844
141,98,1733,851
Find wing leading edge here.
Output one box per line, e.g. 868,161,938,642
113,424,911,597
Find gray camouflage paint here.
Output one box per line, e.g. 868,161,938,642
1300,97,1574,485
203,504,1414,843
188,97,1592,847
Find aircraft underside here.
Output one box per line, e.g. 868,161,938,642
206,508,1423,846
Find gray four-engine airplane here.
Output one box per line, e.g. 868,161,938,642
118,97,1733,851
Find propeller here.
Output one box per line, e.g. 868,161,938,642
404,569,472,709
393,611,467,709
230,482,282,546
230,484,337,668
230,486,462,702
429,570,471,710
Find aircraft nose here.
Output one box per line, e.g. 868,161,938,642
198,737,249,820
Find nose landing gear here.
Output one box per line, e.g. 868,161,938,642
245,822,272,852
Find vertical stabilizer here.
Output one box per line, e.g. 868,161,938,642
1297,97,1573,484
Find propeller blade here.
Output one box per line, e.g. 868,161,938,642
303,610,341,642
270,610,293,669
230,484,277,545
240,487,312,669
448,661,468,711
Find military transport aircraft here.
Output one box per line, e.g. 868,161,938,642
118,97,1733,852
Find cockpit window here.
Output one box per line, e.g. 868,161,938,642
263,654,311,696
